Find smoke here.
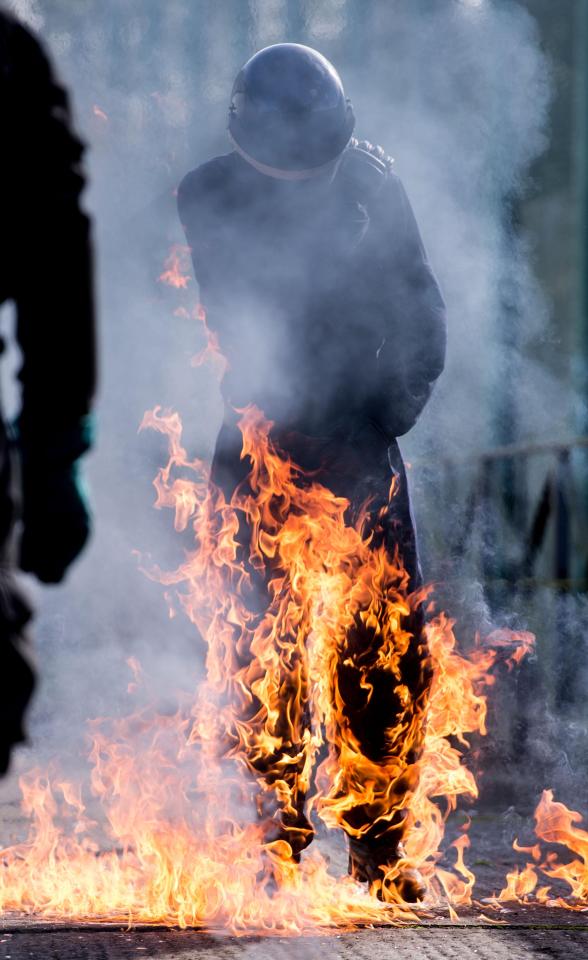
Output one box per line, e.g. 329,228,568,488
8,0,43,29
343,1,553,458
0,0,572,829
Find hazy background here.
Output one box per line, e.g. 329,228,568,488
1,0,586,814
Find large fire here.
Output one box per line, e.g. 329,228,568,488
0,257,582,932
0,400,536,932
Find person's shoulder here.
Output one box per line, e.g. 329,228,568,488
350,138,395,174
0,9,49,81
0,8,24,42
0,9,53,63
338,137,406,208
177,152,239,213
358,140,416,206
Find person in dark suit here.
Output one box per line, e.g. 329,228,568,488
178,43,446,900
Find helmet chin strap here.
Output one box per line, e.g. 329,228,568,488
228,132,339,181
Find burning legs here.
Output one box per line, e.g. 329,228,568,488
340,605,430,902
211,418,431,899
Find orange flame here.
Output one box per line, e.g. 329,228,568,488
497,790,588,909
159,245,191,289
174,304,228,378
126,656,143,695
190,304,228,379
0,403,536,932
93,105,109,122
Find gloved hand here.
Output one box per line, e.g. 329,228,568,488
15,415,94,584
20,461,91,583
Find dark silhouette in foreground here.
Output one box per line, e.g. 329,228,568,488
0,10,96,774
179,43,446,900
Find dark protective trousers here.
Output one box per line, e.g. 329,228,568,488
210,417,431,857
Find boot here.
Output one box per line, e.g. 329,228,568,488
348,835,426,903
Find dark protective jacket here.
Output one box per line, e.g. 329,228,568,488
178,143,446,597
0,10,95,545
178,144,445,836
178,144,446,446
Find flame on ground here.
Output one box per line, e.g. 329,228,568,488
496,791,588,910
0,404,536,933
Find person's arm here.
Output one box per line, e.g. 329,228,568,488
367,174,447,438
177,162,229,310
4,15,96,436
177,169,204,289
178,161,248,372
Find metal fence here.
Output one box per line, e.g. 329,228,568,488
422,437,588,594
415,436,588,737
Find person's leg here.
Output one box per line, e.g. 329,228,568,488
0,418,35,774
342,604,430,901
0,576,35,775
318,441,431,900
210,422,314,861
239,648,314,861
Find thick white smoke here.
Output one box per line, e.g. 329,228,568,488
0,1,562,817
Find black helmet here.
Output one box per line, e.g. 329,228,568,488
228,43,355,177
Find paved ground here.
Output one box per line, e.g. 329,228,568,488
2,802,587,958
1,919,588,960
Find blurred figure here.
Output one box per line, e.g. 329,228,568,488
178,44,445,900
0,10,96,774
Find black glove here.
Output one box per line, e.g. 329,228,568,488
16,415,94,584
20,460,91,583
